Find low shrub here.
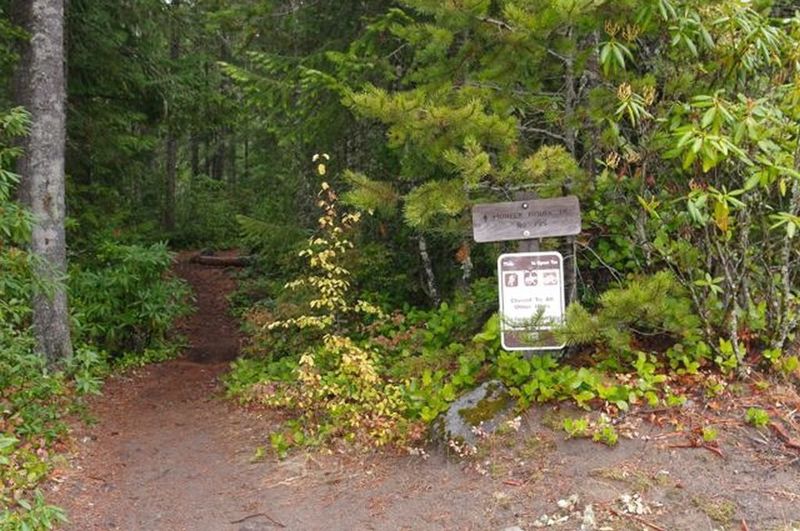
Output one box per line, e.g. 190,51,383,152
70,241,191,357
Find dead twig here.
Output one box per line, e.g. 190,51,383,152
632,408,674,416
666,442,724,458
652,431,687,441
607,507,666,531
229,512,286,528
735,486,800,501
745,432,770,446
769,421,800,450
765,488,800,501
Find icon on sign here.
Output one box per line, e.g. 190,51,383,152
543,272,558,286
523,271,538,286
504,273,519,287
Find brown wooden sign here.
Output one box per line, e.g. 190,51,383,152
471,196,581,243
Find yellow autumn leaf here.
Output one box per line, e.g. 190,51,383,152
714,200,729,233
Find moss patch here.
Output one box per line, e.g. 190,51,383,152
589,466,654,492
518,433,557,458
459,393,512,427
692,495,737,524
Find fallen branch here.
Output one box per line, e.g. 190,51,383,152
190,254,252,267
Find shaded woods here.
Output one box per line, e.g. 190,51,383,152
3,1,800,528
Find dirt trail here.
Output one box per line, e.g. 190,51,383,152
47,254,800,530
48,255,495,530
49,255,277,529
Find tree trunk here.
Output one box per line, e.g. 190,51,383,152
12,0,73,364
204,135,212,177
562,30,579,307
243,134,249,181
190,133,200,178
229,133,237,186
164,133,177,230
163,0,181,231
212,132,225,180
418,235,440,307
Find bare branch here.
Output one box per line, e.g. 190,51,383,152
478,16,513,31
520,125,567,142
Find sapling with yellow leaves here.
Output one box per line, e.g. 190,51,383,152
268,153,383,334
256,155,413,452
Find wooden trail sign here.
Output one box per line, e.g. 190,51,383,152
471,196,581,243
471,195,581,352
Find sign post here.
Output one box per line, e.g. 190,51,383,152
471,195,581,353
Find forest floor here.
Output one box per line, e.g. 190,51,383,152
46,254,800,531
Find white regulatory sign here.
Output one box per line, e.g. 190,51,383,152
497,251,566,351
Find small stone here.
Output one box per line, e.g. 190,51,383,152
618,493,651,515
502,526,524,531
580,504,596,531
557,494,579,510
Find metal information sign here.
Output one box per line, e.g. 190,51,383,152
497,251,566,351
472,196,581,243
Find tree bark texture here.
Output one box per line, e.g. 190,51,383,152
418,235,440,307
164,133,177,230
163,0,181,231
190,133,200,178
12,0,73,363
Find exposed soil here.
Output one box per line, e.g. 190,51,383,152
47,254,800,530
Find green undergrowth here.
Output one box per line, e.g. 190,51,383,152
230,288,799,457
1,234,191,528
70,241,193,356
226,174,800,459
228,254,800,453
1,337,189,529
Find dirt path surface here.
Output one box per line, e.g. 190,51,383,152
46,256,497,530
48,255,800,530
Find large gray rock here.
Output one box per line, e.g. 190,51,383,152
432,380,514,447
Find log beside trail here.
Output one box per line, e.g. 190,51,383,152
190,254,252,267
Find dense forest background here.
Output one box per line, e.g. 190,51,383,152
3,0,800,527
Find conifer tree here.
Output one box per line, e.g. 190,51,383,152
12,0,73,363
